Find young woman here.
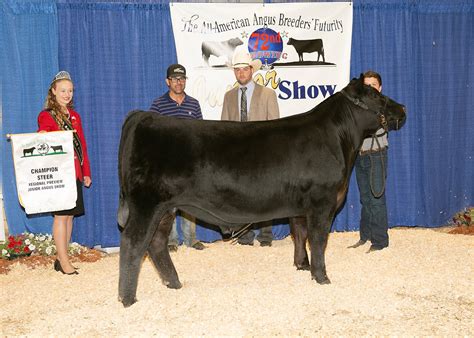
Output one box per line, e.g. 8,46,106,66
38,71,91,275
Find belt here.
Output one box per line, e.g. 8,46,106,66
359,147,386,156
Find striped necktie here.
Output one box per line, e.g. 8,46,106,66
240,87,247,122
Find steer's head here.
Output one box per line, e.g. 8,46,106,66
342,75,407,135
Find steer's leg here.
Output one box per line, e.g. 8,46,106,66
289,216,309,270
119,208,159,308
307,206,335,284
147,210,182,289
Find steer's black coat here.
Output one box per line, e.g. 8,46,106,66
117,75,406,307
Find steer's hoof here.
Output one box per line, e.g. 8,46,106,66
312,275,331,285
294,257,310,271
165,280,182,289
119,295,137,308
295,263,310,271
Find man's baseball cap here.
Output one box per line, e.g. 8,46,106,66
167,64,186,78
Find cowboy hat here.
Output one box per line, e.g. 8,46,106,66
231,50,262,71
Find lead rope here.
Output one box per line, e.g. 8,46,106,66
368,135,386,198
177,203,254,245
368,114,388,198
229,223,253,244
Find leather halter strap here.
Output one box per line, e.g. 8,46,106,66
340,90,388,132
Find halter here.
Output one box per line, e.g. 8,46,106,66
340,89,388,132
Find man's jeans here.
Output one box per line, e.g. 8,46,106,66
168,211,198,247
355,149,389,248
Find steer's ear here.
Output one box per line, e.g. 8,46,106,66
352,75,365,94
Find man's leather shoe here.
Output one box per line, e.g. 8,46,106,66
347,240,367,248
260,241,272,247
192,242,205,250
168,245,178,252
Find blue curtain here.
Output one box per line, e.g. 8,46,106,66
409,1,474,225
343,0,474,229
1,0,59,235
2,0,473,248
334,0,420,231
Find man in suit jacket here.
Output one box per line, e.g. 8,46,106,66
221,53,279,122
221,49,280,246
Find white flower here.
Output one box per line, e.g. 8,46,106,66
28,244,36,251
45,246,53,255
39,235,46,241
2,249,7,256
25,239,31,245
29,233,35,239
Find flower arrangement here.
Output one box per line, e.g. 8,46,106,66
0,234,32,259
1,232,85,260
451,207,473,227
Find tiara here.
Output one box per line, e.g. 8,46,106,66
52,71,72,83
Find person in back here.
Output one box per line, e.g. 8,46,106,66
221,50,279,246
149,63,205,252
349,70,394,252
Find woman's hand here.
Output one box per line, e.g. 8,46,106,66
84,176,92,188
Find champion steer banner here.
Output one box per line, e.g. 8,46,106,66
170,2,353,119
9,131,77,214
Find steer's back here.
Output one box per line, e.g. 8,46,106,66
119,107,348,223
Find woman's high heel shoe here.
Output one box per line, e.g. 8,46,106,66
54,259,79,275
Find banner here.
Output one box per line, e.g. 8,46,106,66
170,2,353,120
9,131,77,214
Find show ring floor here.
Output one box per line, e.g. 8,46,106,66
1,227,473,336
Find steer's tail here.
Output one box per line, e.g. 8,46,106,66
117,110,147,228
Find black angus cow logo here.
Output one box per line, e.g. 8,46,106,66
51,145,63,153
23,147,36,157
274,37,335,67
201,38,243,66
287,38,325,62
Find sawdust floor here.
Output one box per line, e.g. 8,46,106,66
1,228,473,336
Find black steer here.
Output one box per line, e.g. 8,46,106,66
117,75,406,307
